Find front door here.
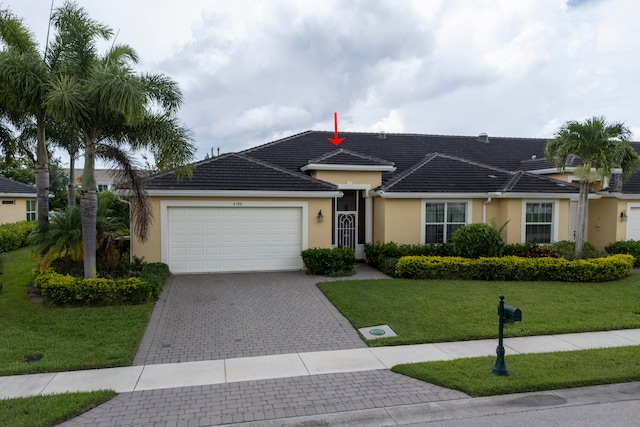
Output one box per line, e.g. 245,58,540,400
334,190,365,259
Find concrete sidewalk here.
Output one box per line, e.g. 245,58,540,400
2,328,639,400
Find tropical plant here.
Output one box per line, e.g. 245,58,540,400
544,116,640,257
31,190,129,269
0,9,51,231
41,1,195,278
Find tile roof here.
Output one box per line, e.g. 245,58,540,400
0,176,37,195
304,149,395,167
147,130,640,196
378,153,579,194
145,153,337,192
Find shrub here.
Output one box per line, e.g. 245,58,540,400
394,254,634,282
605,240,640,267
364,242,454,270
0,221,35,251
502,242,553,258
452,223,504,258
301,248,355,276
33,269,157,306
549,240,603,260
139,262,172,298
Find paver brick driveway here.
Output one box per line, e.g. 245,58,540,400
134,265,387,365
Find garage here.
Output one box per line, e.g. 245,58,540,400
167,206,303,273
626,205,640,240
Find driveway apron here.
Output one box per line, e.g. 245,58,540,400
134,265,386,365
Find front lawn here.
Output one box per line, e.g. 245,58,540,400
0,247,155,376
393,346,640,397
318,276,640,346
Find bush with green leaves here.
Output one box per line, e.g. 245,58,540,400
364,242,454,270
549,240,604,260
139,262,172,298
0,221,35,251
301,248,355,276
605,240,640,267
33,269,154,306
394,254,634,282
502,242,553,258
452,223,504,258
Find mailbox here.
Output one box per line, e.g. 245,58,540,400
500,304,522,323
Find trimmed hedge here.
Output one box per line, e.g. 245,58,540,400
394,254,634,282
605,240,640,267
453,223,504,258
364,242,455,273
139,262,172,298
33,269,166,306
0,221,36,251
301,248,355,276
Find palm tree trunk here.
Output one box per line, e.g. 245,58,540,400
68,153,76,206
81,137,98,278
35,119,49,230
575,181,590,257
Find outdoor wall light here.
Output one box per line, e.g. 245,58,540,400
317,210,324,223
620,211,628,221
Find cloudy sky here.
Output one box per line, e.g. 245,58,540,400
6,0,640,165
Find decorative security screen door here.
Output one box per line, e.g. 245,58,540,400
334,190,359,256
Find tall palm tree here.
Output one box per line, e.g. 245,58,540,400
0,9,51,230
545,116,640,256
45,2,194,278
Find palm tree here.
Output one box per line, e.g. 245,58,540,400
545,116,640,256
44,2,194,278
0,9,51,231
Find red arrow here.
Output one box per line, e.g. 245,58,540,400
328,112,345,146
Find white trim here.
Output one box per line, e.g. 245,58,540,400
371,191,583,200
528,168,575,175
420,199,472,244
121,190,341,198
337,183,371,191
0,193,37,198
301,164,396,172
160,200,309,268
521,200,559,244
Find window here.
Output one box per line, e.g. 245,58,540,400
26,200,36,221
525,202,553,243
424,202,467,243
2,200,14,205
97,184,110,192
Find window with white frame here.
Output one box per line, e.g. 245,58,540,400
525,202,553,243
97,184,110,192
26,200,36,221
424,202,467,243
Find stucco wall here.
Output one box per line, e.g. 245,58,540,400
313,170,382,188
380,199,422,244
588,198,622,249
0,198,33,225
131,196,333,263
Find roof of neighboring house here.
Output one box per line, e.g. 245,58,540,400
143,130,640,196
64,169,120,184
0,175,37,195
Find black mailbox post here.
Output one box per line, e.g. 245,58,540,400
491,294,522,376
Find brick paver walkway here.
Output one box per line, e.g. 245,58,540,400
59,370,468,427
62,265,470,426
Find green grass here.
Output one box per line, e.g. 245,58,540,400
392,346,640,397
318,277,640,346
0,390,115,427
0,247,154,376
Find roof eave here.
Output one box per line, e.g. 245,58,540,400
369,191,585,200
117,189,342,198
301,164,396,172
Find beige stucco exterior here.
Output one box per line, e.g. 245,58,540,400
0,197,34,225
311,170,382,188
587,197,629,249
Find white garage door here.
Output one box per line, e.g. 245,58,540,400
167,206,303,273
626,206,640,240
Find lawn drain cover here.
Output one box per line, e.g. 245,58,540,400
358,325,397,340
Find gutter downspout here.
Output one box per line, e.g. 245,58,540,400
483,196,492,223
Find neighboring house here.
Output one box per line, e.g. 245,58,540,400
0,176,37,225
122,131,640,274
64,169,120,192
